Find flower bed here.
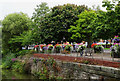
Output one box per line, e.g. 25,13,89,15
40,44,46,53
54,44,62,53
113,36,120,43
33,54,120,68
61,44,73,54
33,43,87,54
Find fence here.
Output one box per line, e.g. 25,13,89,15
34,46,97,57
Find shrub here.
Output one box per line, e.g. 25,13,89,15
29,49,36,54
2,50,30,69
2,53,16,69
11,61,25,73
15,50,30,57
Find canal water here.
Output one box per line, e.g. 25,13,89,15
2,69,36,79
2,69,120,81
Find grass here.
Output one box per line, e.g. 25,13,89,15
104,48,110,50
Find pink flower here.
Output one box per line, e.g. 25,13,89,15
11,58,17,62
115,36,118,37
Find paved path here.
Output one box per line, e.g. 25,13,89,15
34,52,120,68
43,51,120,62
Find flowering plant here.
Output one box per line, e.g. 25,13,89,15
11,58,17,62
64,44,72,51
110,45,120,58
47,44,53,50
39,44,46,52
93,45,104,53
113,36,120,43
40,44,46,49
114,36,119,39
55,44,61,48
55,44,61,52
91,43,97,48
34,45,39,48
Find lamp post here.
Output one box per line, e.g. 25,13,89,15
63,37,66,56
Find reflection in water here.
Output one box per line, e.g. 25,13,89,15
2,69,36,79
2,69,120,80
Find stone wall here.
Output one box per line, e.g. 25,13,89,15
26,57,120,79
18,55,118,79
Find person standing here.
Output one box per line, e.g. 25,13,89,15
51,41,55,46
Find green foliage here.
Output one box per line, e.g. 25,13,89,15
11,61,25,73
68,10,97,47
102,0,115,10
65,45,71,51
9,29,35,46
2,53,16,69
29,49,36,54
0,28,2,50
15,50,30,57
2,49,32,69
68,0,120,43
32,3,88,43
31,2,50,44
32,2,50,25
102,0,120,36
33,58,59,79
47,57,56,66
91,10,115,40
55,46,61,53
2,12,31,54
0,20,2,25
68,10,97,40
84,60,89,64
93,45,104,53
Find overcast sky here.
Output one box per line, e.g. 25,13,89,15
0,0,106,20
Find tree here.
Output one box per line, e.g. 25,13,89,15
32,2,50,26
10,2,50,46
9,21,37,47
0,28,2,49
102,0,120,36
68,10,97,47
31,2,50,44
114,1,120,36
36,4,88,43
2,12,31,54
0,20,2,26
90,10,115,40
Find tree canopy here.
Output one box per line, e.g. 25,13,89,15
68,10,97,47
102,0,120,36
33,4,88,44
32,2,50,26
2,12,31,54
2,1,120,54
